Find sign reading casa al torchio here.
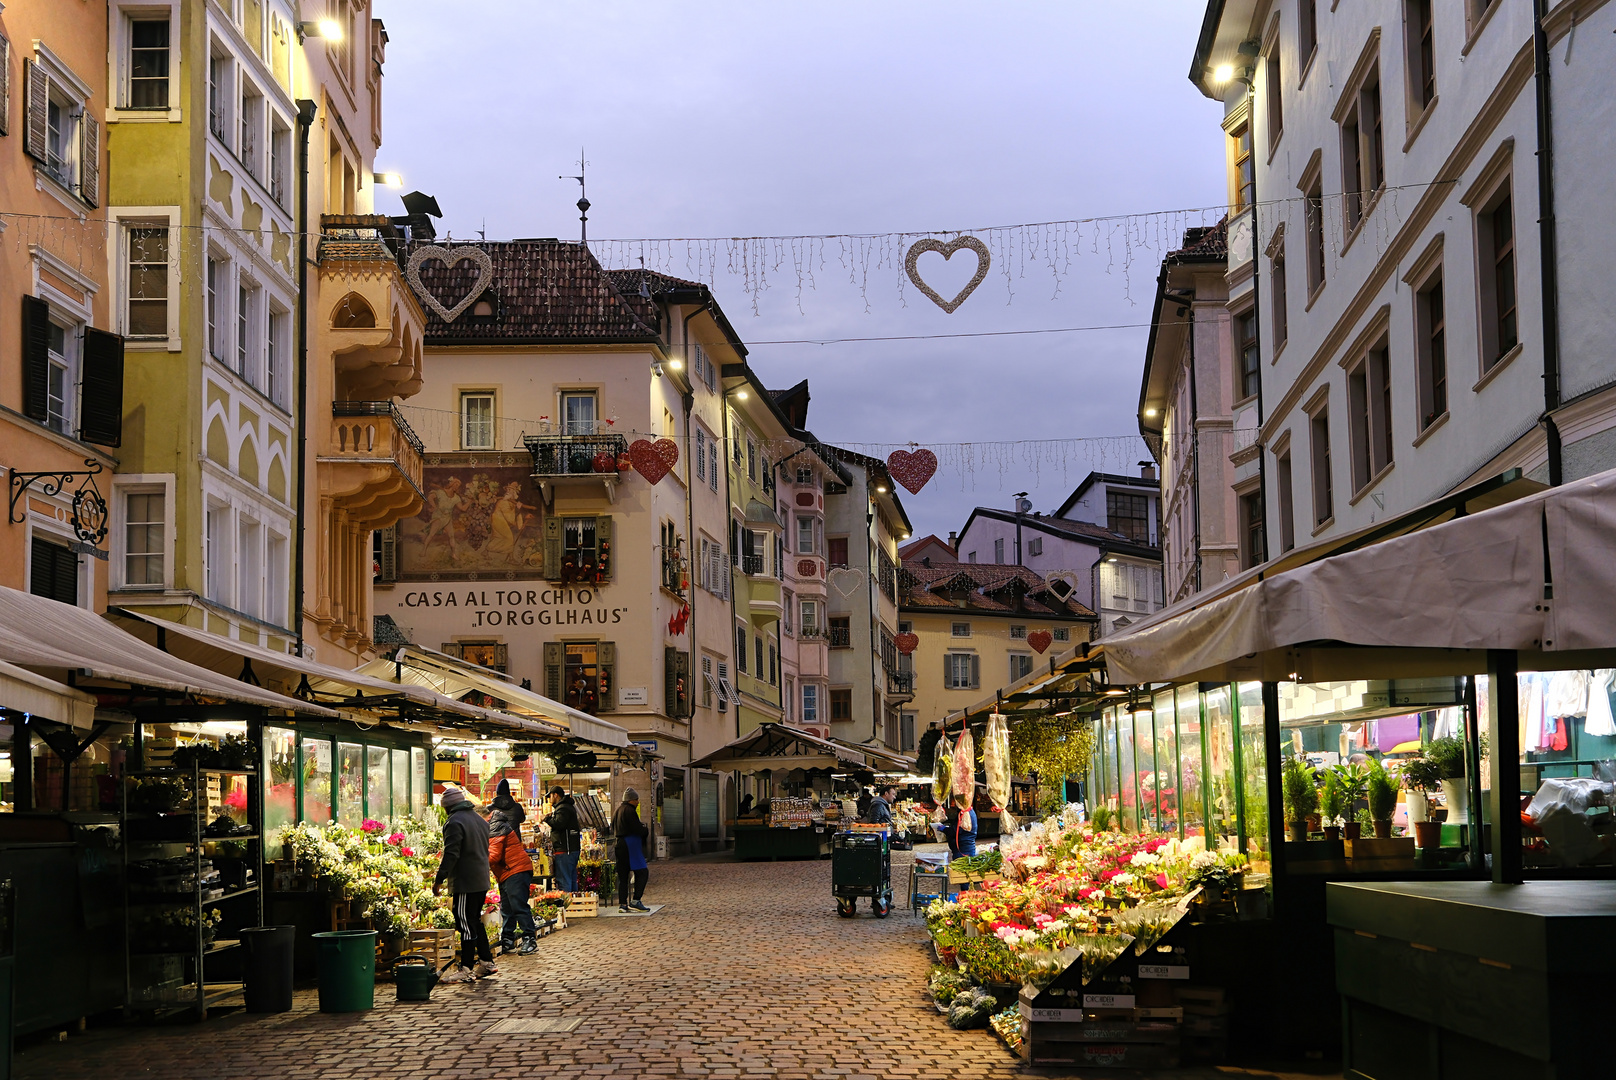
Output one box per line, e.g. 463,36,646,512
399,586,629,628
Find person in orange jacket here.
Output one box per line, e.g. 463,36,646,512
488,778,537,955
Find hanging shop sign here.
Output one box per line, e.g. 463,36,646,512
9,458,109,559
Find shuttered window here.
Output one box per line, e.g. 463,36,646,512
30,536,78,605
664,647,690,718
79,327,124,446
21,296,50,424
945,653,979,690
544,640,615,714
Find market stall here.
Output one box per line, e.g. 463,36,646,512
688,724,867,860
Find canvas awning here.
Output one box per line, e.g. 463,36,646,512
355,646,631,749
106,608,563,738
1102,466,1616,686
0,658,98,728
0,587,334,716
689,722,867,773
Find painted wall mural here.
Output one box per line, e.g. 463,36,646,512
399,464,543,579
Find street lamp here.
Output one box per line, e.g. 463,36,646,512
372,171,403,189
297,18,343,42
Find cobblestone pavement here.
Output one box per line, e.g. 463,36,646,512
18,846,1333,1080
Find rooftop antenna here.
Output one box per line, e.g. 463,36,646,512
560,148,590,244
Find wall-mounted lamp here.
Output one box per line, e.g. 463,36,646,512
668,357,684,371
1143,408,1159,418
735,390,749,401
297,18,343,42
875,484,888,494
373,171,403,189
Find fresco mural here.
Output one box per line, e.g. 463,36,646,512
399,464,543,578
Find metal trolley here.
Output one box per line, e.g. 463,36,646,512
832,828,892,917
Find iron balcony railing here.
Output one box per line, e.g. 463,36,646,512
827,625,852,648
521,434,629,477
741,553,765,576
332,400,425,455
887,670,915,696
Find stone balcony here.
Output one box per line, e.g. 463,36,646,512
320,401,425,526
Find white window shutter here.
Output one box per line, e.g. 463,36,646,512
23,58,47,161
0,36,11,137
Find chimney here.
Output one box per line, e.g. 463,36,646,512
1139,462,1157,481
947,531,958,547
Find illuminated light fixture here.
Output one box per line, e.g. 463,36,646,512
1143,407,1159,417
876,485,888,494
1106,556,1118,563
1212,62,1235,83
297,18,343,41
901,532,911,540
373,171,403,189
668,357,684,370
1104,688,1128,696
735,389,749,400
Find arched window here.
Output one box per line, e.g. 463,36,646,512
331,292,376,328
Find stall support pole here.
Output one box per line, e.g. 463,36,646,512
1486,650,1523,884
1262,682,1285,883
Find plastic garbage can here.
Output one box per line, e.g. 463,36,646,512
311,930,377,1013
240,925,296,1013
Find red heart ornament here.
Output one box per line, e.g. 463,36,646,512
895,632,919,656
886,448,938,495
628,438,680,484
1026,629,1053,654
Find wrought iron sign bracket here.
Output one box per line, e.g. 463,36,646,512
9,459,110,558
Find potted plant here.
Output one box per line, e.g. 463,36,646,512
1426,735,1473,824
1398,753,1444,848
1330,764,1370,840
1320,770,1345,841
1367,760,1399,839
1281,757,1318,842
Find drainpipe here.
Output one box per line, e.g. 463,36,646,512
722,385,738,740
1181,296,1204,592
1533,0,1563,486
1246,97,1271,566
679,302,702,756
293,99,317,657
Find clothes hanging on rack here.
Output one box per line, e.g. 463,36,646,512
1586,670,1616,738
1522,674,1548,753
1547,670,1591,721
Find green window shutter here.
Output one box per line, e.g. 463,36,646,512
595,515,613,581
377,525,397,582
0,35,11,138
665,646,679,718
543,641,563,700
598,640,616,712
943,655,951,690
676,650,690,718
21,295,49,423
78,327,123,446
971,654,981,690
542,516,562,581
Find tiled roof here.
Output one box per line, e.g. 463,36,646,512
900,563,1096,620
604,268,707,326
412,240,661,343
1168,217,1228,263
373,614,410,646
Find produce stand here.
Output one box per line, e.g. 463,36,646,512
732,822,833,861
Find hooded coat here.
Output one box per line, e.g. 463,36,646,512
488,806,534,883
435,800,492,895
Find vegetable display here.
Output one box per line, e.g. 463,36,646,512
984,712,1011,812
949,849,1003,876
946,986,999,1029
933,736,952,804
952,724,975,803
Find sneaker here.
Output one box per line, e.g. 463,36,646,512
498,940,518,956
472,960,499,979
439,965,476,984
519,938,538,955
619,905,631,913
629,901,650,912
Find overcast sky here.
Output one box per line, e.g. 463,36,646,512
373,1,1225,542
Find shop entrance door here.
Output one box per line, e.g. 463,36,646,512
698,773,719,842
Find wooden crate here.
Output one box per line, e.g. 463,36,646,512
566,892,599,917
405,928,457,968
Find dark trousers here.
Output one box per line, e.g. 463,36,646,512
452,891,494,968
498,871,537,943
616,853,648,906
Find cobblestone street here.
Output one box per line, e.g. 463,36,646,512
18,849,1330,1080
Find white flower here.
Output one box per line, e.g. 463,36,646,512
1110,872,1134,886
1190,850,1218,869
1130,851,1160,867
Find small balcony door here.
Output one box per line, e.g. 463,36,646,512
562,392,597,436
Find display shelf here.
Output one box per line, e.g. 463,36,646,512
130,939,241,957
128,885,258,906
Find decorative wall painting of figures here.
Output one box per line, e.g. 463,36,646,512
399,465,543,578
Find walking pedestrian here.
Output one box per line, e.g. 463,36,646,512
865,783,896,825
488,779,537,956
433,787,497,982
544,787,581,894
612,789,651,913
944,792,978,858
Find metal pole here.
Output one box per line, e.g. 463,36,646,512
1486,651,1523,884
1262,681,1285,881
292,99,317,657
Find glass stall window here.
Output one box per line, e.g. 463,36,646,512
1153,690,1180,836
1177,686,1205,843
411,747,428,819
1204,685,1238,846
1237,682,1269,863
302,736,333,822
367,745,391,820
263,728,297,835
337,742,363,827
1133,706,1159,831
391,748,410,821
1115,706,1138,832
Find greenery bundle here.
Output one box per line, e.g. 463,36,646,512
1281,757,1318,822
1320,770,1345,825
1398,753,1443,793
1367,760,1399,821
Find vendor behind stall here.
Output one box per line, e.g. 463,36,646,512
944,793,978,858
865,784,895,825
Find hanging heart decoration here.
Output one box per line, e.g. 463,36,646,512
895,631,919,656
796,559,819,578
1042,570,1081,602
628,438,679,484
406,244,496,323
1026,629,1053,654
886,448,938,495
904,235,991,314
828,567,866,598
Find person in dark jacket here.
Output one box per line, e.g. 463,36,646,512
866,784,895,825
612,789,651,913
433,787,496,981
488,779,537,955
944,793,978,858
544,787,581,893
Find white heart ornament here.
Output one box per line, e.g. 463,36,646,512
406,244,495,323
828,567,866,598
904,236,991,314
1043,570,1081,602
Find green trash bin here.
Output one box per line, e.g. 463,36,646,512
311,930,377,1013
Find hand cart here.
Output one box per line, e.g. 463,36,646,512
832,828,892,917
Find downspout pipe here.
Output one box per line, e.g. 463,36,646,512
1533,0,1563,486
293,98,317,657
678,302,703,750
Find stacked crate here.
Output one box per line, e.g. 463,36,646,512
1178,985,1230,1062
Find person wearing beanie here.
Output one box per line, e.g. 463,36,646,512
544,787,581,894
611,788,651,913
487,780,537,955
433,787,497,981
